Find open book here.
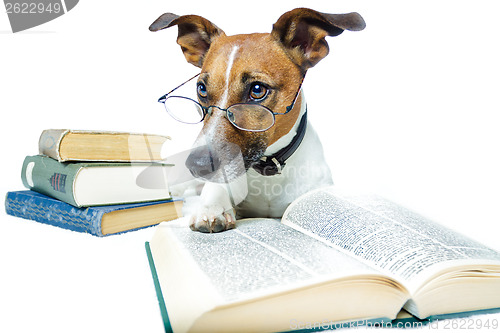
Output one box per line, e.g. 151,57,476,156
146,187,500,332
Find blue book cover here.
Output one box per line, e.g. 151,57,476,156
5,190,182,236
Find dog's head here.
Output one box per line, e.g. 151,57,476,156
150,8,365,181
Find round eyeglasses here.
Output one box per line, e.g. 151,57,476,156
158,73,304,132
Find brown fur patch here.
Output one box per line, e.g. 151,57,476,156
198,33,303,163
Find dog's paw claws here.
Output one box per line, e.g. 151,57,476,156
224,212,236,230
189,207,236,233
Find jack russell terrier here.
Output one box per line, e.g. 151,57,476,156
150,8,365,232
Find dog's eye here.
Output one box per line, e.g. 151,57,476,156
197,83,208,99
249,83,268,101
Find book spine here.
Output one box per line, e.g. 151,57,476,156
5,191,105,236
21,155,81,207
38,129,68,162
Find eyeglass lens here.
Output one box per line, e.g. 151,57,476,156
163,97,275,131
164,96,204,124
227,104,274,131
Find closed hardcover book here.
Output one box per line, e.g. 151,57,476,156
21,155,172,207
5,190,183,236
39,129,170,162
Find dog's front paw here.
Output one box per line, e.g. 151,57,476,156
189,205,236,233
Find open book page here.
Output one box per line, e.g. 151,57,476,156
282,187,500,292
163,218,390,304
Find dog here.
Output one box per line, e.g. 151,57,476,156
150,8,365,232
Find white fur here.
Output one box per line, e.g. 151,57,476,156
179,91,333,220
195,45,239,147
218,45,240,108
236,92,332,217
173,45,332,225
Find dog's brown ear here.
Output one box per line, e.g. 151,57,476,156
272,8,365,70
149,13,225,68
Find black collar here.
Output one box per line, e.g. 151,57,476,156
251,109,307,176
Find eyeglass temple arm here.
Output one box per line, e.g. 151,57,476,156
158,72,201,103
281,74,306,114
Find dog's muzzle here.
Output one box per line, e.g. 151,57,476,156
186,145,221,179
185,143,246,183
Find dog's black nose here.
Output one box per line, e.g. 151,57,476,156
186,145,221,180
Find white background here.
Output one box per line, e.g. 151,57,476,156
1,1,499,332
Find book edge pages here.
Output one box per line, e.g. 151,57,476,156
63,130,171,162
149,221,222,333
72,164,172,207
40,129,171,162
101,200,182,235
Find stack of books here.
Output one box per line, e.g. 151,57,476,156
5,129,183,236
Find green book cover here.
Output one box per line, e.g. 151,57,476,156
21,155,172,207
22,155,82,206
146,242,173,333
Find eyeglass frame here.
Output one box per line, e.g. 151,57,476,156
157,72,305,132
